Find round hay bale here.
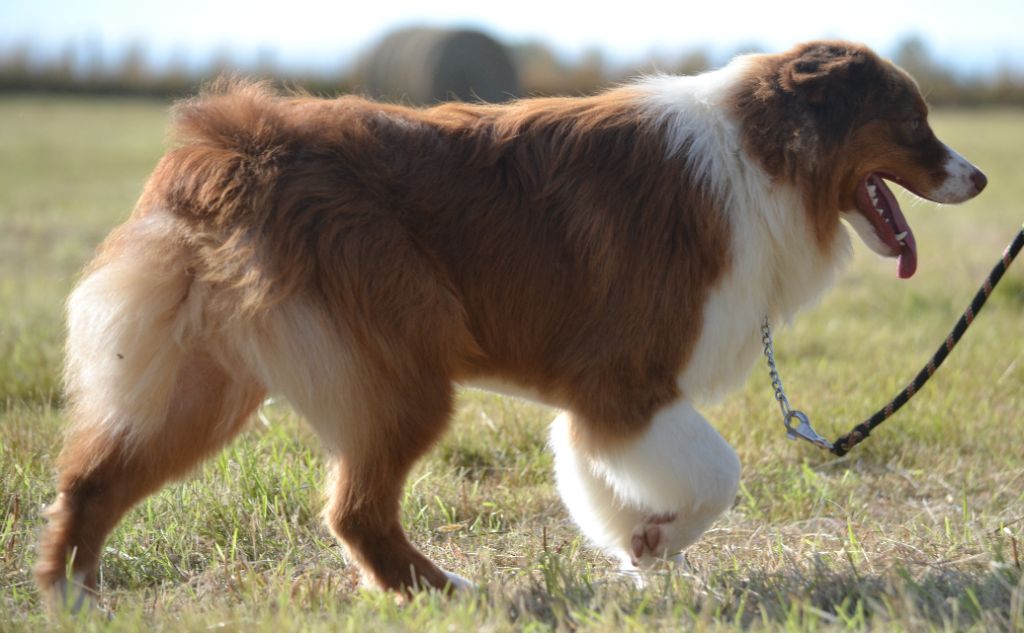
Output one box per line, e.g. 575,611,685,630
357,28,520,104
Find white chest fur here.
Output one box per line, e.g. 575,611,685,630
677,189,851,402
633,66,852,402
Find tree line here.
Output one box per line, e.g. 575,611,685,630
1,34,1021,106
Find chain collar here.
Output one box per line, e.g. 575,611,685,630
760,317,834,450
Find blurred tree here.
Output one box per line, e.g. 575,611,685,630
254,47,278,78
0,42,33,86
892,36,938,76
674,49,712,76
52,43,75,83
119,42,147,85
511,41,565,95
79,36,105,85
566,48,606,94
892,35,959,102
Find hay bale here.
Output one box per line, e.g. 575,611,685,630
357,28,520,104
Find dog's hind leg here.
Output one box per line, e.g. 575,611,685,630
35,218,265,609
248,308,467,593
320,370,467,593
311,333,470,593
235,269,474,593
550,400,740,577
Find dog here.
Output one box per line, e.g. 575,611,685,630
37,40,986,604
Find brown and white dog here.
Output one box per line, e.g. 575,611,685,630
37,41,986,603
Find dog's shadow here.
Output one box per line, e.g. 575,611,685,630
719,563,1020,628
505,556,1021,629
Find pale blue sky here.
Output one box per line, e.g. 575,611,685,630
2,0,1023,73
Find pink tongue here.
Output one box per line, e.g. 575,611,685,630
871,175,918,279
898,241,917,279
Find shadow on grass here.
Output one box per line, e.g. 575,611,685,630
723,561,1023,629
507,553,1023,630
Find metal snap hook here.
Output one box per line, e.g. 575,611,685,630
784,410,834,450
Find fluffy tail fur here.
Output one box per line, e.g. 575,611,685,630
154,79,291,226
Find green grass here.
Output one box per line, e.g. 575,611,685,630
1,97,1022,632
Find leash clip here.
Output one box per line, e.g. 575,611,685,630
784,410,834,450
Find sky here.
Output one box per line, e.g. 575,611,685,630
3,0,1023,74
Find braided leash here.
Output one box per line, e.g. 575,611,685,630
763,224,1024,457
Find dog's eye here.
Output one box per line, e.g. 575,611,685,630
900,116,928,143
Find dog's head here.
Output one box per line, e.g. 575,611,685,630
736,41,987,278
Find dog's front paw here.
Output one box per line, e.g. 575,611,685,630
628,512,678,567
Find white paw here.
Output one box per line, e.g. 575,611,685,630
617,565,649,588
628,512,678,567
441,569,474,593
618,552,689,588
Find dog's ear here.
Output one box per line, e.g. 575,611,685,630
779,43,870,105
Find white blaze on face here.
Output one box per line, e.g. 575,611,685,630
928,144,985,203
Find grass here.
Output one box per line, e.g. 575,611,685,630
1,96,1022,632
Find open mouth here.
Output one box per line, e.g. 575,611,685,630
851,173,918,279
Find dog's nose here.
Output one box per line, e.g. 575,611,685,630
970,169,988,194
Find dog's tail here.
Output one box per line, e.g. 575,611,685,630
146,78,292,227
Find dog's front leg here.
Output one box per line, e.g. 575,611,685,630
550,400,739,577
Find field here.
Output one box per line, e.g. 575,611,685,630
0,96,1022,632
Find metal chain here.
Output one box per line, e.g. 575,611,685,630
761,317,834,450
760,317,793,419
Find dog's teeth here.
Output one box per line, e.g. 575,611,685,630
867,183,878,196
894,231,908,241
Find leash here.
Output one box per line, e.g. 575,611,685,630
762,224,1024,457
